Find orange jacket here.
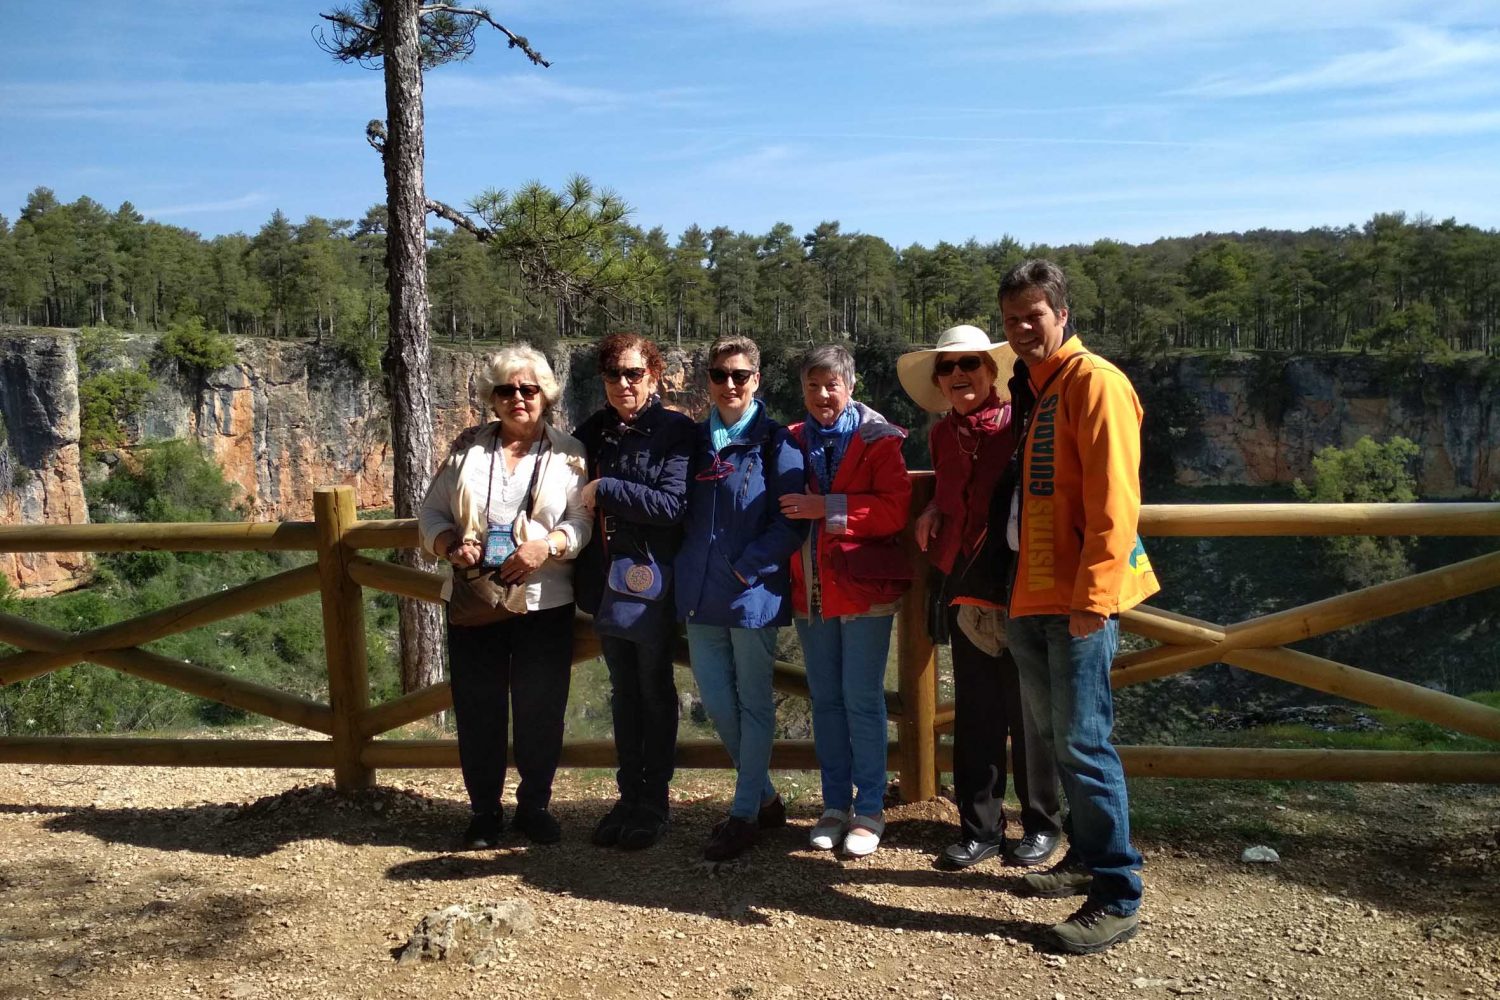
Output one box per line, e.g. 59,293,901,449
1007,337,1159,618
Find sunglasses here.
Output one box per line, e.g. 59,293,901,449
695,454,736,482
709,367,756,386
494,383,543,401
933,356,986,377
602,366,648,385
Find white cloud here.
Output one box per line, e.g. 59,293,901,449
1182,25,1500,98
139,192,271,217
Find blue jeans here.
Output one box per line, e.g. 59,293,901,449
1007,614,1143,915
687,624,778,818
796,614,892,817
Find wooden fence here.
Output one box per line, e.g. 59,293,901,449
1,480,1499,797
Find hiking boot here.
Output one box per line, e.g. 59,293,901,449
941,836,1004,870
1051,900,1140,955
704,815,758,862
461,811,503,850
591,799,634,848
618,804,670,851
1007,830,1062,868
512,808,562,845
1021,854,1093,898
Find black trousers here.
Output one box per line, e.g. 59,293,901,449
599,630,679,814
949,604,1062,841
448,603,575,816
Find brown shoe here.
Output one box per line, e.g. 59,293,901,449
704,816,758,862
712,795,787,837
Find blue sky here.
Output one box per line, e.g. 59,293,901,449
2,0,1499,248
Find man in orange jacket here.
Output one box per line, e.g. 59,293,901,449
999,259,1159,955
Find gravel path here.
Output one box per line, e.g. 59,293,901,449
2,750,1497,1000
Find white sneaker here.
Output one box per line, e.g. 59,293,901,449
808,809,850,850
843,815,885,857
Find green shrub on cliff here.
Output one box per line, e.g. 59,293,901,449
79,367,156,453
156,317,235,373
1295,435,1420,587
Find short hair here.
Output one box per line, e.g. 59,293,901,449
597,332,665,381
477,344,561,413
800,344,856,388
999,258,1069,316
708,335,760,371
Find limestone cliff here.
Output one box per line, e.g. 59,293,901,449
1,330,1496,596
0,335,90,595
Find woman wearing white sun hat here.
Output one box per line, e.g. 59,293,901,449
896,325,1063,872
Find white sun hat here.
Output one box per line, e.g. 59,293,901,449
896,324,1017,414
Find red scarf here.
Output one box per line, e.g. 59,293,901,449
928,390,1015,574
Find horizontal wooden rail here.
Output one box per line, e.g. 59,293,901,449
359,682,454,738
0,737,335,768
0,611,333,734
345,555,450,604
341,520,420,551
2,734,1496,785
0,563,322,685
1114,746,1500,783
1139,503,1500,537
1224,646,1500,744
0,521,320,553
1111,548,1500,688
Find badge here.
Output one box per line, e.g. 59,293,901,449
624,563,656,593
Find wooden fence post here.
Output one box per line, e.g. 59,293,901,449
896,474,938,802
314,486,373,790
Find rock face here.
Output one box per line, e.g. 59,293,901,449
0,335,89,595
1132,354,1500,495
1,330,1496,597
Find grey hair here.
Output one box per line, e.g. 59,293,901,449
799,344,856,389
999,258,1070,315
477,344,561,413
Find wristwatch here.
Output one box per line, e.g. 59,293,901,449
546,534,562,558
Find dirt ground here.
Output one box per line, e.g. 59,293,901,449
1,742,1497,1000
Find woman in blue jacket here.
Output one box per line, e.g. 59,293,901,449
676,335,808,862
576,333,696,851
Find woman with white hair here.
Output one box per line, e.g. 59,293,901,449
419,345,592,849
781,343,912,858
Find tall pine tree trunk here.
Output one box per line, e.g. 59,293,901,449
382,0,445,697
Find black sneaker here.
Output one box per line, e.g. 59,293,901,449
618,804,670,851
711,795,787,837
940,836,1004,870
513,808,562,845
704,815,758,862
461,811,503,850
591,799,634,848
1007,830,1062,868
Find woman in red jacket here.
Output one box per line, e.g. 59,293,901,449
782,344,912,857
897,325,1062,871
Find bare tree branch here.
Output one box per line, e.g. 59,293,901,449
425,197,492,241
419,4,550,66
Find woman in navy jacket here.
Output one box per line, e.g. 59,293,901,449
576,333,696,851
676,335,807,862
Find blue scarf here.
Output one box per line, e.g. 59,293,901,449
804,404,858,493
710,398,761,453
